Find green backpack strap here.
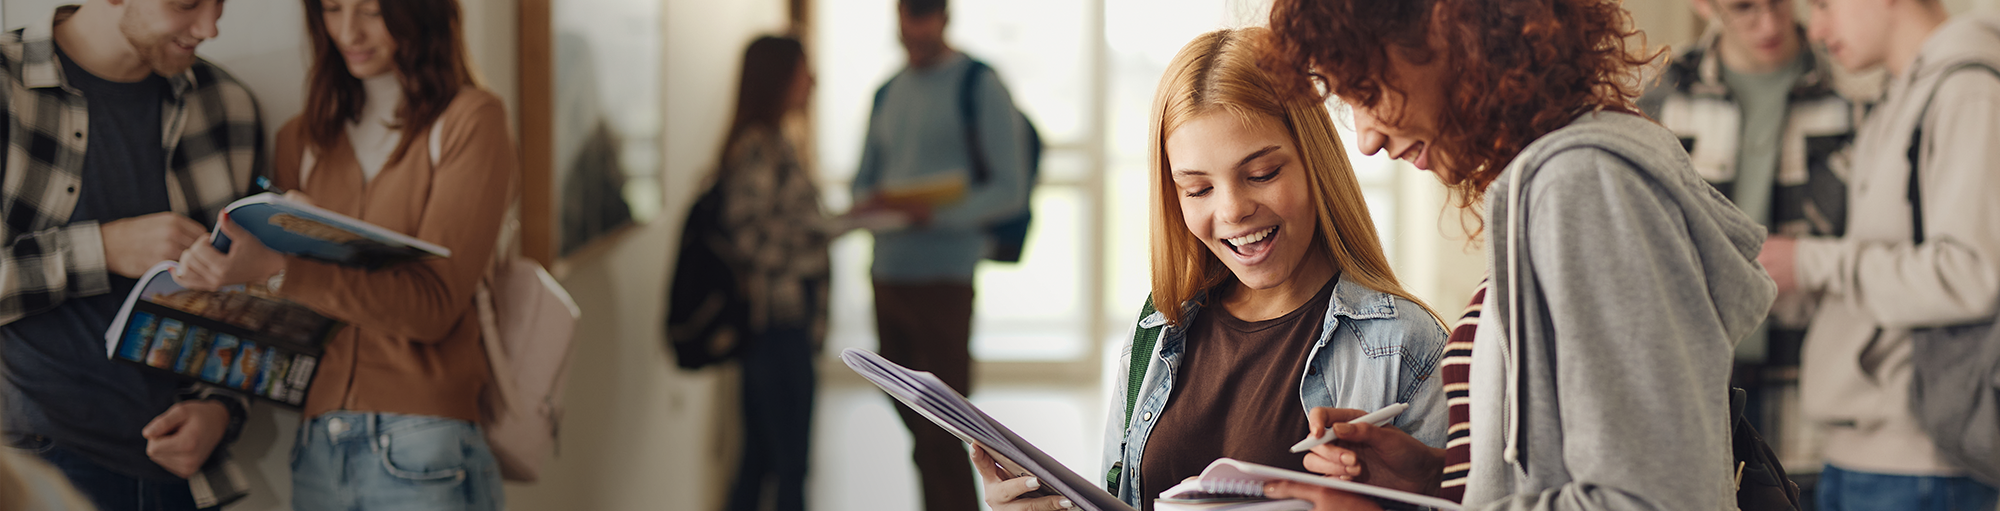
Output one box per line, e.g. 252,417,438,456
1123,296,1164,430
1109,296,1165,491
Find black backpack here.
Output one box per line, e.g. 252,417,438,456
1731,388,1802,510
664,177,750,370
866,58,1042,262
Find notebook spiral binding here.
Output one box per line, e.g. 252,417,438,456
1201,478,1266,497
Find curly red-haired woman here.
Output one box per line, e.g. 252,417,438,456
1259,1,1779,510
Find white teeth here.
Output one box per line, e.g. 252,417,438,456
1226,227,1276,247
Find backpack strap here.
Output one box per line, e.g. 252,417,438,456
1123,296,1163,430
1108,296,1163,492
1905,63,2000,244
960,59,993,185
299,149,317,187
855,82,894,191
429,118,444,167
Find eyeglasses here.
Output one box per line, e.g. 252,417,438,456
1716,0,1793,28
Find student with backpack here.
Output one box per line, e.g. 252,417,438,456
1253,0,1780,509
1759,1,2000,508
701,35,834,511
975,27,1449,511
848,0,1035,509
175,0,515,509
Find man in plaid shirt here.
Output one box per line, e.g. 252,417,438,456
0,1,262,509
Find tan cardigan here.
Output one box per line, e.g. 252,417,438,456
271,88,517,422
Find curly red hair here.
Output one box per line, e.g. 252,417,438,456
1265,0,1662,235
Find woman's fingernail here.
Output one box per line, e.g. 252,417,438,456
1059,498,1074,509
1025,477,1039,490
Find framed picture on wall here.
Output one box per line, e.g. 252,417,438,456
518,0,665,265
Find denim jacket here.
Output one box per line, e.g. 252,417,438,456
1098,275,1449,507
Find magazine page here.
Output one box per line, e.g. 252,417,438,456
841,348,1133,511
214,192,450,269
103,262,331,408
105,262,180,351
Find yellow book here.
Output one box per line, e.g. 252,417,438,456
876,173,968,206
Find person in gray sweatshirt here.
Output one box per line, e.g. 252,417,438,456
1257,0,1778,510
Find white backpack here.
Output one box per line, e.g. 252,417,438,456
300,121,580,483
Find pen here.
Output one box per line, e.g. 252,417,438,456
1289,402,1408,453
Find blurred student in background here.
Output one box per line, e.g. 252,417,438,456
1768,0,2000,508
0,1,262,509
1638,0,1856,435
975,27,1448,511
848,0,1033,509
174,0,516,509
1258,0,1776,508
710,35,832,511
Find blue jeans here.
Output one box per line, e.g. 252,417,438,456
726,300,820,511
9,435,214,511
291,412,504,511
1819,463,1999,511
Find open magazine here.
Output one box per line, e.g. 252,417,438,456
840,348,1133,511
103,262,338,408
212,192,450,269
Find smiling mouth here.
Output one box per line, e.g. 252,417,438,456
1395,142,1432,170
1225,226,1277,255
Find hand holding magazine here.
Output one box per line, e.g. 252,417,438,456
104,262,337,408
840,348,1132,511
211,192,450,269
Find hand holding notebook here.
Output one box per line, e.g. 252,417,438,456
1159,458,1461,511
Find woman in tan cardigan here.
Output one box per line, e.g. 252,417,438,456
176,0,514,509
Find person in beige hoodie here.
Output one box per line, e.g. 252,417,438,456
1760,0,2000,508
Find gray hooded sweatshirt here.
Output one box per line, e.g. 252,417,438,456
1465,111,1778,511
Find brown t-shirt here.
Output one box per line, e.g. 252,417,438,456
1139,278,1335,510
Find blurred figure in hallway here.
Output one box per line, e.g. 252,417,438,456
712,35,832,511
1768,0,2000,508
848,0,1033,510
1637,0,1856,444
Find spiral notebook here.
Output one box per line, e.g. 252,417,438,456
840,348,1133,511
1160,458,1462,511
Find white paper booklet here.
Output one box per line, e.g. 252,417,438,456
839,348,1133,511
1160,458,1463,511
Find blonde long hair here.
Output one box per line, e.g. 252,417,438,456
1148,27,1439,327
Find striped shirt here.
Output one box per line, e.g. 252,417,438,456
1438,277,1487,503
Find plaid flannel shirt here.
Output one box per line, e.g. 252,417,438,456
0,6,264,327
